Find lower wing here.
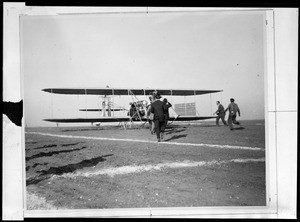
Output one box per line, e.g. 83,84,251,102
43,116,216,123
43,117,147,123
168,116,216,121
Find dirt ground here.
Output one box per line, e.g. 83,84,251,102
25,120,266,210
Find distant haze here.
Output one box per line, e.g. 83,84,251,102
21,10,265,127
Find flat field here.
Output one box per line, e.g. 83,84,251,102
25,120,266,210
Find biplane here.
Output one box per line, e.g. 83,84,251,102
42,87,222,127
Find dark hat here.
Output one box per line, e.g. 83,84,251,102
155,92,161,99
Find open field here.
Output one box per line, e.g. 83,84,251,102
25,120,266,209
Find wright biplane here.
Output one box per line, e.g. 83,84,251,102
42,87,222,128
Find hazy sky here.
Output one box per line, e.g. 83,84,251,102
21,10,265,127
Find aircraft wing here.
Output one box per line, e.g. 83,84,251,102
42,88,222,96
43,116,215,123
43,117,148,123
168,116,216,121
79,108,126,112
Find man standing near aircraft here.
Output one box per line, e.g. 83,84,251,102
225,98,241,130
150,92,167,142
128,102,137,119
146,95,155,134
213,101,228,126
162,98,172,131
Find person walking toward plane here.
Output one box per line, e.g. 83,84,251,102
213,101,228,126
146,95,155,134
162,98,172,131
150,92,167,142
225,98,241,130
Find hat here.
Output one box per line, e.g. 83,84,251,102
155,92,161,99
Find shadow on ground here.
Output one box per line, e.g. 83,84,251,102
61,142,85,147
31,144,57,150
26,146,89,161
165,128,187,135
164,134,187,142
33,163,48,168
26,154,114,185
232,127,245,130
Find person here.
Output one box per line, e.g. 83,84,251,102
213,101,228,126
102,101,106,117
150,92,167,142
146,95,155,134
224,98,241,130
128,102,138,120
162,98,172,131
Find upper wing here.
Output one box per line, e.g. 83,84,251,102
79,108,126,112
42,88,222,96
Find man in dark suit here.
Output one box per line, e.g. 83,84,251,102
162,98,172,132
213,101,228,126
150,92,167,142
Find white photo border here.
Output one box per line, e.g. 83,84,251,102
3,4,298,219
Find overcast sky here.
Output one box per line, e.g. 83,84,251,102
21,10,265,127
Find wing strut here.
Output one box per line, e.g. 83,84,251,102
112,89,115,117
210,93,212,115
85,89,87,118
51,88,53,118
168,106,180,126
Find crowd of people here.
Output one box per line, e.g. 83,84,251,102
127,91,172,142
128,91,241,142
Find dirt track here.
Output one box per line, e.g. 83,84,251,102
25,120,266,209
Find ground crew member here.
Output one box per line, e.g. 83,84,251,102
213,101,228,126
146,95,155,134
150,92,167,142
225,98,241,130
128,102,138,120
162,98,172,131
